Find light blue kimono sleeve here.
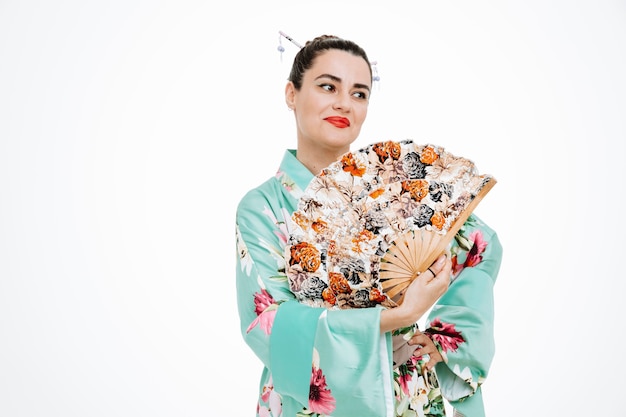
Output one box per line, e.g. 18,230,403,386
271,301,394,417
427,216,503,417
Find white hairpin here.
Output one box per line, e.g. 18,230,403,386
279,30,303,49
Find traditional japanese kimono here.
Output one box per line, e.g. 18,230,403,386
236,149,503,417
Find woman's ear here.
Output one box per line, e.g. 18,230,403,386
285,81,296,110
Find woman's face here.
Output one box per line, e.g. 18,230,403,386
286,49,372,154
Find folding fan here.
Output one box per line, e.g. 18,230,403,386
285,140,495,308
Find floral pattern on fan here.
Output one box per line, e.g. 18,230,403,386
285,139,494,309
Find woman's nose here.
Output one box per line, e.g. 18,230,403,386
332,91,351,112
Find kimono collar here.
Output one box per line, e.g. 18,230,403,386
277,149,314,200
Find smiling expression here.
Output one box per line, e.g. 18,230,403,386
286,49,372,156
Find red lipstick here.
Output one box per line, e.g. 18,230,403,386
325,116,350,128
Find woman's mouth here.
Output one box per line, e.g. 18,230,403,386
324,116,350,128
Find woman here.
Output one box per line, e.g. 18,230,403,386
235,34,502,417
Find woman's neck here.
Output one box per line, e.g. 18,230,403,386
296,144,349,175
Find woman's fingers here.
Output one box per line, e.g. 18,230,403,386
408,333,443,370
427,254,446,277
396,253,452,323
426,253,449,281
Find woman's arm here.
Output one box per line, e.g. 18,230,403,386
236,188,397,416
426,215,503,417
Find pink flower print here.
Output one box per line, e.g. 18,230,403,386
253,289,274,315
464,230,487,268
425,318,465,353
258,405,270,417
397,364,415,396
246,289,278,335
451,229,488,276
268,388,282,417
451,255,463,276
259,376,282,417
261,379,273,403
393,340,421,395
308,366,336,415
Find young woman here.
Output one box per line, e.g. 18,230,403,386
235,35,502,417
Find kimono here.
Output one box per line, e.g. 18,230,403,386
236,149,503,417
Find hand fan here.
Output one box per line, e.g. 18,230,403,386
285,140,495,308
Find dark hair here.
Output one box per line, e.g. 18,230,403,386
288,35,372,90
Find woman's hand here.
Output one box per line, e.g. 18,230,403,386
392,329,444,369
408,330,443,371
400,253,451,318
380,253,451,333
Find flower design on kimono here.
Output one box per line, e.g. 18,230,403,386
246,289,278,335
425,318,465,353
407,373,430,415
464,230,488,267
236,225,253,276
300,347,337,415
276,168,299,195
258,376,282,417
262,207,293,246
396,358,416,396
452,364,479,392
452,229,488,275
395,362,438,417
308,366,336,415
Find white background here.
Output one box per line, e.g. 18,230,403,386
1,1,625,416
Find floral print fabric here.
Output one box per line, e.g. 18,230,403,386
285,140,494,309
236,146,503,417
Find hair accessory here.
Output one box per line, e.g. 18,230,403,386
279,30,303,49
277,30,380,83
371,60,380,82
277,32,285,61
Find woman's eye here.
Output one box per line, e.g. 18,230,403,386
320,84,335,92
353,91,368,100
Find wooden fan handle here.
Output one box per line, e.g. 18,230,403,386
386,280,411,300
394,178,497,304
414,177,497,275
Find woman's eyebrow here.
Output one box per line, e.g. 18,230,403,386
314,73,371,92
314,73,341,83
354,82,371,92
